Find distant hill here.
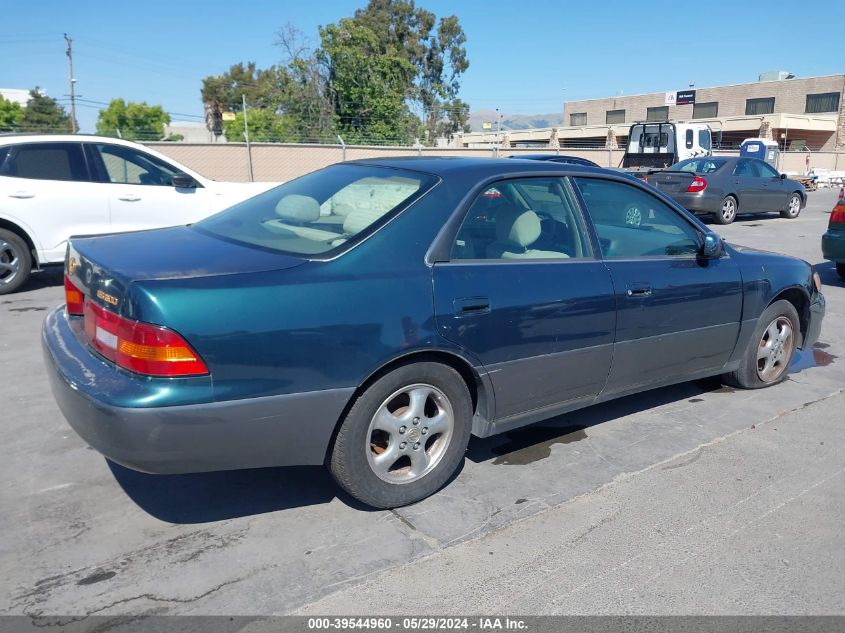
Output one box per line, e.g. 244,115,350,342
468,109,565,132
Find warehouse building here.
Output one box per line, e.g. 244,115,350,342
460,73,845,151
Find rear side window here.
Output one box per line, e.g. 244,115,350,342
450,177,592,260
196,164,438,256
1,143,88,181
670,159,724,174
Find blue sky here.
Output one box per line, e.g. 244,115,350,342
3,0,842,132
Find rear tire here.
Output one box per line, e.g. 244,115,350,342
780,193,802,219
329,362,472,508
723,300,799,389
836,262,845,279
0,229,32,295
713,196,737,225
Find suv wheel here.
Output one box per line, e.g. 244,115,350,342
0,229,32,295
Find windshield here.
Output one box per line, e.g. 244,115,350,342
669,159,725,174
196,164,438,256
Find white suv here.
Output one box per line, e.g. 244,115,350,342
0,135,278,294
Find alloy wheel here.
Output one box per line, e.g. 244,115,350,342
756,316,794,383
0,239,21,287
366,383,454,484
721,198,736,223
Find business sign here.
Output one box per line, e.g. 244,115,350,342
676,90,696,105
482,121,493,130
664,92,676,106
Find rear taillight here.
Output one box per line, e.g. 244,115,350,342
830,201,845,225
83,298,208,377
64,276,84,315
686,176,708,193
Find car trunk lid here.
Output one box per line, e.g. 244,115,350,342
66,225,305,312
646,170,697,194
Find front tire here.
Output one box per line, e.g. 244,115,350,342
714,196,737,225
780,193,802,219
0,229,32,295
723,300,799,389
330,362,472,508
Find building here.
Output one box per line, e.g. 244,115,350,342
0,88,34,107
459,73,845,151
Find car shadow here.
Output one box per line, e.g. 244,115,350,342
20,265,64,292
107,461,374,523
466,376,725,463
813,261,842,287
108,379,723,522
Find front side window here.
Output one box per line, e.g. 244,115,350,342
1,143,88,182
451,177,592,260
94,144,181,186
574,177,700,258
755,161,780,178
197,164,437,256
805,92,840,113
746,97,775,115
698,129,711,150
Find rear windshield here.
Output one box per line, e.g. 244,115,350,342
196,164,438,256
669,158,725,174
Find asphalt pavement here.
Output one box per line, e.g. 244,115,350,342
1,188,842,618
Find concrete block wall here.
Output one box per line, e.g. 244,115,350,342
146,142,844,183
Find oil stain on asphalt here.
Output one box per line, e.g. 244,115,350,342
492,425,588,465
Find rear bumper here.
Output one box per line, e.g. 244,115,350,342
668,192,720,214
42,307,353,474
821,228,845,263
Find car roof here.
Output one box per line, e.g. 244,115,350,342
345,156,612,178
0,134,148,148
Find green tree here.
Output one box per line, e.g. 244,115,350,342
319,18,418,144
201,63,285,136
351,0,469,143
223,109,295,143
20,89,71,133
435,98,471,139
0,96,24,131
96,99,171,141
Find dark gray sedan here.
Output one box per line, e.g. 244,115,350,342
647,157,806,224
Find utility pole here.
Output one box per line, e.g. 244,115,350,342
242,94,254,182
64,33,78,133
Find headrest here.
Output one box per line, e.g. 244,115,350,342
343,206,387,236
496,207,541,249
275,195,320,223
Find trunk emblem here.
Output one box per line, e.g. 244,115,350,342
96,290,119,307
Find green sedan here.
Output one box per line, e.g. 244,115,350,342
822,197,845,279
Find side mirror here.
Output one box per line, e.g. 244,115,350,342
780,173,787,180
700,232,723,259
171,172,197,188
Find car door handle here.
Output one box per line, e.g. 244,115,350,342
118,194,141,202
453,297,490,315
8,191,34,199
626,285,652,298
